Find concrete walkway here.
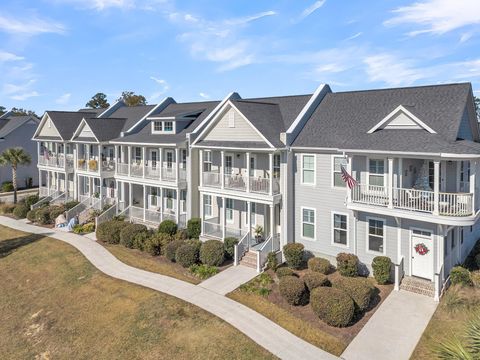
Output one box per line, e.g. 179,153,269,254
200,265,258,295
0,216,337,360
341,290,438,360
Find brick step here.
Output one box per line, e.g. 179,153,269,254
400,276,435,298
240,259,257,269
239,251,258,269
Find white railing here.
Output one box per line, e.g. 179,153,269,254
256,234,281,272
65,154,74,170
145,165,160,179
38,154,61,168
179,168,187,181
145,208,162,224
161,167,176,181
130,163,143,177
101,160,115,172
178,213,187,229
225,227,245,239
225,174,246,191
95,203,117,228
249,177,269,193
203,219,223,238
234,232,250,266
66,197,90,222
50,191,66,205
38,187,49,197
352,184,474,217
203,172,221,187
117,163,129,176
394,256,404,291
31,189,60,210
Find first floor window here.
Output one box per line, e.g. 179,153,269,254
302,208,315,239
165,189,174,210
226,198,234,223
204,195,212,217
302,155,315,184
369,159,385,186
333,213,348,245
368,218,385,253
333,156,347,188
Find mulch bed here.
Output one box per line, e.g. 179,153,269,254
264,268,393,344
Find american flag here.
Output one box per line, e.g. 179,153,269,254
341,165,357,189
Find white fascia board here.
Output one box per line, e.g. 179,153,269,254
32,112,64,141
97,100,125,118
70,118,99,143
367,105,437,134
0,111,12,119
125,97,176,134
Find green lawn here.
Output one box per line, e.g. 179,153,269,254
0,225,275,359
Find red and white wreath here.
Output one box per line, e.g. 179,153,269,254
414,243,429,256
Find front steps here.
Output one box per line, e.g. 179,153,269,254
400,276,435,298
240,251,257,269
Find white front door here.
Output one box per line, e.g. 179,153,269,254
411,230,434,280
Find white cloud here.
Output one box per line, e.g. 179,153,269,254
363,54,427,86
0,13,65,35
54,0,168,11
224,11,276,26
460,32,473,43
296,0,326,22
55,93,71,104
10,91,39,101
199,92,210,99
344,32,363,41
385,0,480,36
149,76,169,100
0,51,24,62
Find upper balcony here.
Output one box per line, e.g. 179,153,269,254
75,144,116,175
38,153,74,171
199,149,281,198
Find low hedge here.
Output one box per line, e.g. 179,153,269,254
450,266,472,286
49,206,65,221
0,203,15,214
65,200,80,210
336,253,359,277
200,240,224,266
24,194,39,208
174,229,189,241
35,207,51,225
2,181,13,192
267,252,278,270
120,223,148,248
96,220,128,244
308,257,331,275
283,243,305,269
158,219,177,236
276,267,296,278
372,256,392,284
13,203,29,219
303,271,330,291
310,287,355,327
144,234,169,256
26,209,37,222
133,231,151,251
332,276,375,312
165,240,185,262
175,243,199,268
224,237,238,259
279,275,308,306
187,217,201,239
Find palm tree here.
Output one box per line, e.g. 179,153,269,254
0,147,31,204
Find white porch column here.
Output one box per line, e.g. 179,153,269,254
388,157,394,209
470,160,476,214
175,148,180,183
269,153,274,195
160,187,164,221
142,147,146,178
176,189,180,223
37,142,40,163
347,155,353,203
199,149,203,187
127,146,131,177
200,193,204,236
247,200,251,240
143,184,146,221
222,196,226,239
398,158,403,188
394,217,402,291
434,224,446,302
114,146,118,175
47,171,51,195
159,147,163,180
63,144,67,170
99,179,103,207
221,151,225,189
246,152,250,193
433,161,440,215
128,182,133,209
270,204,275,237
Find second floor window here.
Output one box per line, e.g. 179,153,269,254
225,154,233,175
153,121,162,132
302,155,315,185
369,159,385,187
203,151,212,172
135,147,141,163
164,122,173,131
273,154,281,178
333,157,347,188
302,208,315,239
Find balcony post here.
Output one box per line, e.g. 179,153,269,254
470,160,476,215
142,147,146,178
222,196,226,240
47,171,51,195
221,151,225,189
175,148,179,183
128,182,133,208
200,193,204,236
246,152,250,193
176,189,180,223
97,144,101,173
127,146,131,177
347,155,352,203
270,204,274,238
269,153,274,196
199,149,203,187
114,146,118,175
388,157,394,208
143,184,146,221
63,144,67,170
247,200,251,245
159,147,163,180
434,161,440,215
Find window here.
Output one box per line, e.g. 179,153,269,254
204,195,212,217
333,213,348,246
249,155,256,177
150,150,158,168
273,154,281,178
412,229,431,236
333,156,347,188
451,230,455,249
153,121,162,132
180,190,187,213
226,198,234,223
461,228,464,244
165,189,174,210
367,218,385,254
135,147,141,163
164,121,173,132
150,189,158,207
302,208,315,239
460,161,470,192
166,150,173,169
225,154,233,175
369,159,385,186
203,151,212,172
302,155,315,184
228,110,235,128
181,149,187,169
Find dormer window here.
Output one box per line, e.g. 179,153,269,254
153,121,162,132
152,120,175,134
164,121,173,131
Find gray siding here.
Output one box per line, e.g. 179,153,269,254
457,107,474,141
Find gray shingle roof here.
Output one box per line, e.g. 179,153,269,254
195,140,271,149
0,115,38,138
107,105,156,132
291,83,478,154
82,117,127,142
46,111,94,140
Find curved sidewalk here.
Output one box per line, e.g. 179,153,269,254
0,217,337,360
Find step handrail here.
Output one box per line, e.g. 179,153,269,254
30,189,61,210
94,201,117,229
234,232,250,266
65,196,90,222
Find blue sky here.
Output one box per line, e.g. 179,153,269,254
1,0,480,113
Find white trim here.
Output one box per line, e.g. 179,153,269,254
366,216,386,255
70,118,100,143
109,141,179,147
331,211,349,248
409,226,435,280
225,198,234,224
33,113,64,140
368,105,437,134
300,153,316,186
191,92,239,136
125,97,176,133
366,157,387,187
331,155,347,189
192,145,279,151
301,206,316,240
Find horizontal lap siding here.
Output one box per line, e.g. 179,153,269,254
204,107,264,142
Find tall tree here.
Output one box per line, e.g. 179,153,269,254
85,92,110,109
117,91,147,106
10,107,39,118
0,106,6,116
475,96,480,121
0,147,32,204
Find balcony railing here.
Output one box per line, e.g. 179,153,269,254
203,172,221,188
225,174,246,191
120,161,182,182
250,177,281,195
351,183,474,217
130,163,144,177
117,163,129,176
39,154,72,169
203,218,246,240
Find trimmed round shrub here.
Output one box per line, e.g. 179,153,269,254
158,219,177,236
200,240,225,266
372,256,392,285
165,240,185,262
26,209,37,222
186,239,202,257
133,231,151,251
65,200,80,210
24,194,39,208
336,253,359,277
35,207,51,225
303,271,330,291
120,223,148,249
224,237,239,259
267,251,278,270
175,243,199,268
332,276,375,312
13,203,29,219
276,267,295,278
283,243,305,269
310,287,355,327
144,234,165,256
96,220,128,244
279,275,308,305
49,205,65,221
308,257,331,275
187,217,201,239
174,229,188,241
450,266,472,286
